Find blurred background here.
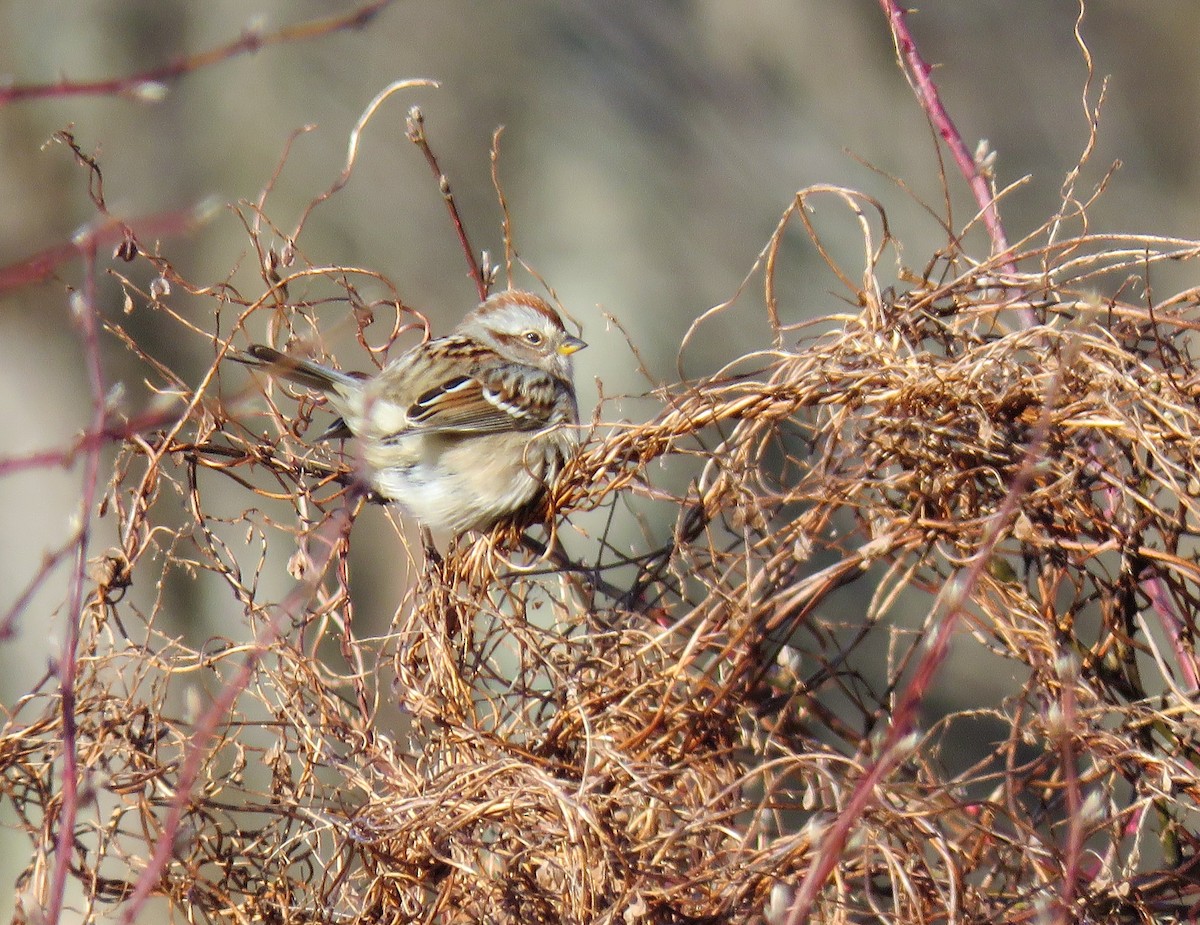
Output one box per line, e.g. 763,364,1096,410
2,0,1199,915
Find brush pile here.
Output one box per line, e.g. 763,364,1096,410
8,184,1200,924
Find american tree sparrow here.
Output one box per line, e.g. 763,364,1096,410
236,289,585,534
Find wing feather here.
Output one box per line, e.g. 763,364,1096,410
402,365,565,435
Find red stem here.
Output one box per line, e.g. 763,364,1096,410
785,336,1066,923
879,0,1019,279
45,242,102,925
0,201,213,294
117,506,355,923
0,1,395,106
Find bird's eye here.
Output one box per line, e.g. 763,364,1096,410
523,331,544,346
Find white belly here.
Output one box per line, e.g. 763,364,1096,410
366,430,564,534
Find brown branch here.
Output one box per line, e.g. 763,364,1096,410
406,106,489,301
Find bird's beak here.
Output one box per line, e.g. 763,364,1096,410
558,335,587,356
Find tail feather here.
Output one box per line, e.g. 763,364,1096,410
315,416,354,441
235,344,361,395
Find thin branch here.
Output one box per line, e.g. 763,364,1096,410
406,106,489,301
290,79,440,246
46,240,103,925
116,501,358,924
786,325,1079,924
878,2,1022,283
0,197,216,295
0,1,397,106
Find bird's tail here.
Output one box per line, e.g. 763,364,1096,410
233,344,362,395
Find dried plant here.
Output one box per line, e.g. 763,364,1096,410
7,6,1200,925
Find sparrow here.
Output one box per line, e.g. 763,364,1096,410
235,289,585,534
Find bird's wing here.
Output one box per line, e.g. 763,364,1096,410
403,365,565,435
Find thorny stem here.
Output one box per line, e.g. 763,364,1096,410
1057,660,1084,924
46,241,102,925
0,201,214,293
1143,576,1200,689
406,106,489,302
879,0,1036,325
785,329,1075,924
0,540,77,640
117,502,357,924
0,1,396,106
880,0,1011,260
0,401,215,477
